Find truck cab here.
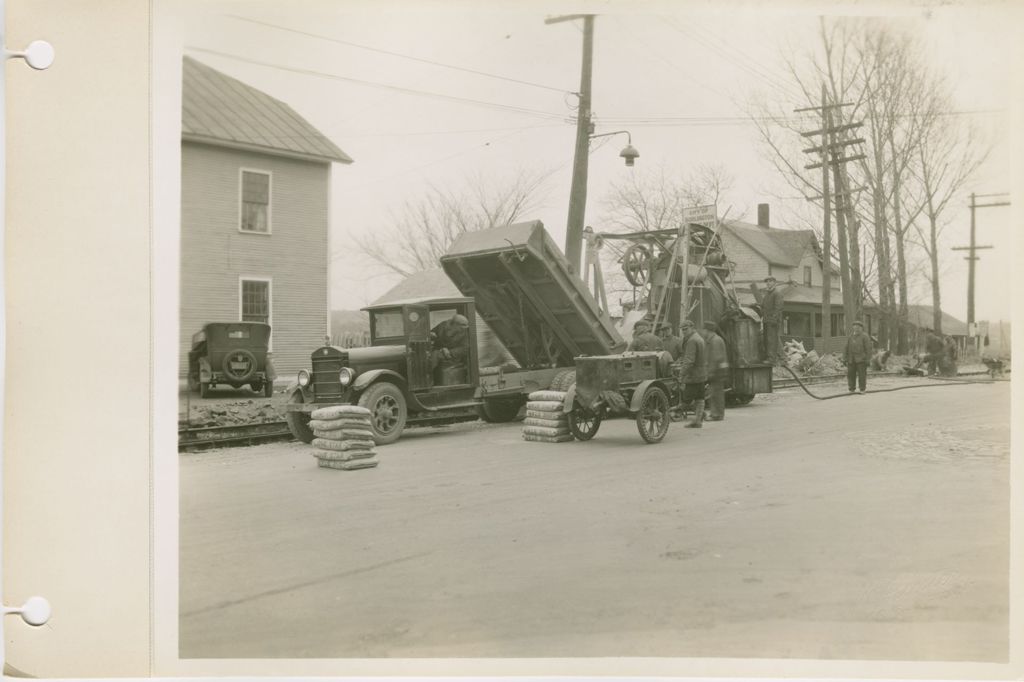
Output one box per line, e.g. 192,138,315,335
286,297,484,445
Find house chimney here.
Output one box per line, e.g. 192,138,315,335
757,203,770,228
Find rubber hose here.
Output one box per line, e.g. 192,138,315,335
778,364,1004,401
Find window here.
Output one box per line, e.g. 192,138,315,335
240,279,270,323
240,170,271,233
373,311,405,338
803,265,812,286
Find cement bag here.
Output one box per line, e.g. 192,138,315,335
523,417,568,428
311,405,372,420
312,437,376,452
526,409,568,420
522,433,574,443
522,425,570,438
527,390,567,402
314,449,377,462
312,429,377,442
309,417,372,431
318,458,379,470
525,400,564,413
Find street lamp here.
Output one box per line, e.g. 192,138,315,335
590,130,639,167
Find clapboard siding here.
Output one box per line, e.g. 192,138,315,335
180,141,329,380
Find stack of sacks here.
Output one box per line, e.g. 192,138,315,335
522,390,573,443
308,405,379,470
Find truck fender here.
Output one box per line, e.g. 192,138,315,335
283,381,314,406
628,379,672,413
352,369,407,393
562,385,577,413
198,357,212,383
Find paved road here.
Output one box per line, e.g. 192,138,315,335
180,380,1010,661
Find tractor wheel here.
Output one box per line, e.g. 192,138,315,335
284,388,314,444
567,405,602,441
636,386,671,444
358,382,408,445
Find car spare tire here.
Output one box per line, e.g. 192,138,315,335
222,348,257,382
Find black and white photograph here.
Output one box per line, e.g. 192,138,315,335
164,2,1019,674
3,1,1021,679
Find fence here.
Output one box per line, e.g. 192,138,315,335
331,330,371,348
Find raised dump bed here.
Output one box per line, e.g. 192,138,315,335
441,220,626,369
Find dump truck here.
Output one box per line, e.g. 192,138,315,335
285,220,626,444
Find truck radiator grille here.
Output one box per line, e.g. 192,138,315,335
313,352,348,400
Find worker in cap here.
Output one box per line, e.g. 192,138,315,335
749,275,796,365
675,319,708,428
655,322,684,361
430,312,471,380
699,321,729,421
628,317,663,352
844,319,872,394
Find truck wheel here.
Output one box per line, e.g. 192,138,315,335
636,386,671,444
551,369,576,392
285,388,314,444
478,398,522,423
358,382,407,445
567,405,602,441
727,393,754,406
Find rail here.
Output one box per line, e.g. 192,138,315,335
179,421,293,451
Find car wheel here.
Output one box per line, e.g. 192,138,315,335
477,398,522,423
284,388,314,444
567,405,602,441
221,348,257,383
199,382,211,399
358,382,407,445
263,379,274,398
636,386,670,444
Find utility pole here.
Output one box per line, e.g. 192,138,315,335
546,14,594,274
797,88,863,350
952,191,1009,353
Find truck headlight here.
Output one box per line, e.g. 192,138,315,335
297,369,311,387
339,367,354,387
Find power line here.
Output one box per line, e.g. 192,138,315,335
227,15,574,95
186,46,569,121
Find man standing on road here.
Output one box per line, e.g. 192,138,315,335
749,276,795,365
674,320,707,428
924,329,945,376
844,320,872,394
628,318,663,352
699,321,729,421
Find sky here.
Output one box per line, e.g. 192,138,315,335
178,0,1019,324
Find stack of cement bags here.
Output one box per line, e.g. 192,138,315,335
522,390,572,443
309,405,379,470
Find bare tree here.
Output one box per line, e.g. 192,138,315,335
352,169,553,277
908,114,989,335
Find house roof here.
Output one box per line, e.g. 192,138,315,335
719,220,813,267
371,268,461,305
182,56,353,164
904,305,968,335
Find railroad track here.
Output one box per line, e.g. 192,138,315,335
179,421,294,451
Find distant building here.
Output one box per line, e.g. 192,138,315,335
179,56,352,379
722,204,875,353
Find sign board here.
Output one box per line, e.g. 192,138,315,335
682,203,717,228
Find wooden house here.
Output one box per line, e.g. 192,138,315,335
179,57,352,381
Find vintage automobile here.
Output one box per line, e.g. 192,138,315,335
286,297,538,446
563,350,679,444
188,322,276,398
